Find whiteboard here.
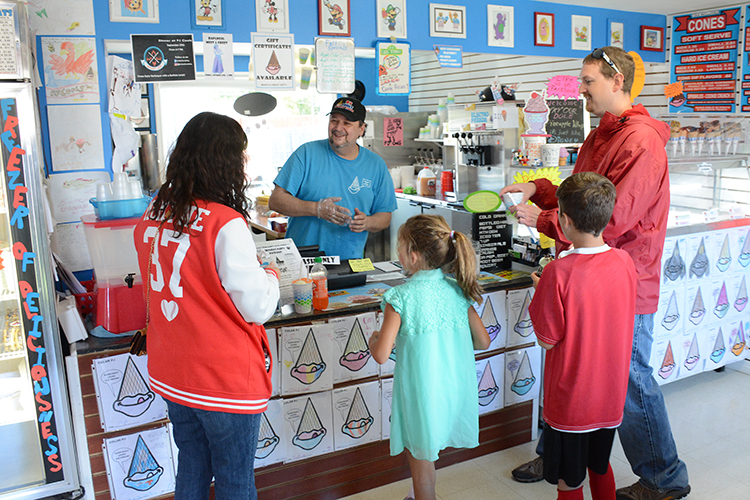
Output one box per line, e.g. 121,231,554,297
315,37,355,94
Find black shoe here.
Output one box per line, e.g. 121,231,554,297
616,481,691,500
511,456,544,483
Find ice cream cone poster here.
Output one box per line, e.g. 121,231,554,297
661,237,687,287
709,279,733,325
251,33,295,90
687,233,714,281
102,426,176,500
332,381,381,451
376,311,397,377
266,328,280,397
506,287,535,348
676,331,702,379
728,320,748,361
329,312,379,383
281,324,334,396
254,398,286,468
380,377,393,439
737,228,750,268
504,346,541,406
473,290,507,351
655,288,685,339
712,230,733,275
92,353,167,433
731,274,748,316
650,336,680,385
685,284,707,327
283,392,334,462
476,353,504,415
703,326,729,370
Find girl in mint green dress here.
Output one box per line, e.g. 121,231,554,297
370,214,490,500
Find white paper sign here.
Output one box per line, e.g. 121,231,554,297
203,33,234,78
252,33,294,90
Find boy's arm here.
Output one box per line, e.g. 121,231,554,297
469,306,491,350
369,303,400,364
537,338,554,350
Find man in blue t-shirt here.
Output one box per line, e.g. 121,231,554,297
269,97,397,260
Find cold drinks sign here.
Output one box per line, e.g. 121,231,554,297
669,8,740,113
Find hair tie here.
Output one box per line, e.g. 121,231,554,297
450,230,455,240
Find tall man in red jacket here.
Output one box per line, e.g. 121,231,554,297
501,47,690,500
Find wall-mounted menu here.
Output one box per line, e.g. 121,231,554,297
544,98,586,145
472,212,512,272
741,6,750,112
670,8,740,113
315,37,355,94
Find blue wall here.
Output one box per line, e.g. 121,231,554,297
37,0,666,175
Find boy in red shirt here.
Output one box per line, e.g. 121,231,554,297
528,172,636,500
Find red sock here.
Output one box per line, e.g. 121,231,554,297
557,488,584,500
588,464,615,500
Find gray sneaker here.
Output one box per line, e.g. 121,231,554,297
511,456,544,483
616,481,690,500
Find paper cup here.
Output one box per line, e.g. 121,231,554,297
298,47,310,65
502,192,524,208
300,68,312,90
541,144,559,167
292,278,313,314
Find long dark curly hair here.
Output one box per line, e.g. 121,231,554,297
149,112,250,237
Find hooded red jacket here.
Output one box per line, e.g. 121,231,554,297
531,104,670,314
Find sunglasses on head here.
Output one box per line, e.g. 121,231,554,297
591,48,622,75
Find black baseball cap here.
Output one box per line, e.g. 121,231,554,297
329,97,366,122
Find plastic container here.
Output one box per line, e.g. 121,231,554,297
310,256,328,310
90,195,150,220
417,166,436,196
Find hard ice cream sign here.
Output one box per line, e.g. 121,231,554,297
252,33,295,90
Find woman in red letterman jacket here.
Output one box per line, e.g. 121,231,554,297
134,112,280,500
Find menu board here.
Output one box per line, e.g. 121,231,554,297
741,6,750,112
315,37,355,94
670,8,740,113
376,41,410,96
544,98,586,145
471,212,512,272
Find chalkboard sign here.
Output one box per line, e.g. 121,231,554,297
545,98,589,145
315,37,355,94
471,212,512,272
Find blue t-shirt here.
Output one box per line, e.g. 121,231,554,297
273,139,397,260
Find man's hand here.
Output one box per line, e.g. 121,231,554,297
349,208,368,233
511,203,542,228
317,197,352,226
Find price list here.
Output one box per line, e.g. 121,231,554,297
471,212,512,272
0,11,18,77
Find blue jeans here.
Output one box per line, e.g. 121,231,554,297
617,313,689,491
535,314,689,491
166,400,262,500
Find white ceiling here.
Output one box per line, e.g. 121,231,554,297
542,0,737,16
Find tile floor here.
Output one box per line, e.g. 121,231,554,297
342,364,750,500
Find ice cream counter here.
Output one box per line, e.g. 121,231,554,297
65,268,538,500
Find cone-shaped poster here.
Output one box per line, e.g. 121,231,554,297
710,328,726,364
661,291,680,331
292,398,327,450
689,287,706,325
477,362,499,406
663,240,685,282
734,276,748,312
341,387,374,439
731,322,746,357
510,351,536,395
256,412,280,459
292,329,327,384
114,357,155,417
738,229,750,267
481,297,501,342
266,50,281,74
339,318,371,372
716,235,731,272
389,345,396,362
714,282,730,319
124,435,164,491
513,291,534,337
684,333,700,371
658,341,676,379
689,237,709,278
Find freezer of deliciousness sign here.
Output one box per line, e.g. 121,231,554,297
1,98,65,482
131,34,197,82
252,33,295,90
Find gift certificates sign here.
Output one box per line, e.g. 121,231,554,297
669,8,740,113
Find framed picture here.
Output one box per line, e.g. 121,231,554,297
429,3,466,39
132,97,152,130
534,12,554,47
377,0,407,39
487,5,513,48
571,15,591,51
641,25,664,51
256,0,289,33
319,0,350,36
191,0,224,29
109,0,159,23
608,19,624,49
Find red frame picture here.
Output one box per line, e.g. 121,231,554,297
319,0,351,37
534,12,555,47
640,25,664,52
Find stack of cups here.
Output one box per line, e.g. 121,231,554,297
428,114,440,138
97,172,143,202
